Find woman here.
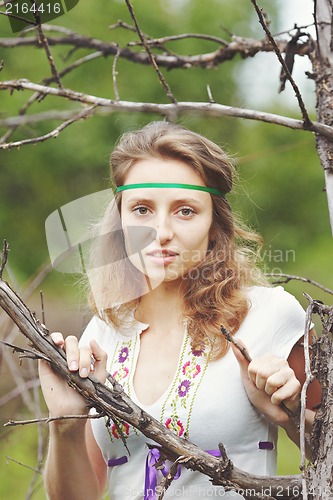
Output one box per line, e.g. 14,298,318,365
39,121,320,499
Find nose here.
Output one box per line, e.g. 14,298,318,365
154,214,174,243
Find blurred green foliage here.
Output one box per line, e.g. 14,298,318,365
0,0,332,498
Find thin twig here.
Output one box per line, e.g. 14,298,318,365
0,90,42,145
0,9,36,27
0,104,97,149
3,346,36,412
40,290,45,326
250,0,312,128
0,240,9,279
124,0,177,104
0,28,100,143
112,46,121,101
128,32,229,47
26,359,45,498
157,455,191,500
300,296,315,500
266,273,333,296
43,51,105,86
220,325,252,362
0,339,50,361
32,1,63,89
6,456,43,474
0,109,91,127
4,413,105,427
29,23,77,36
109,19,137,33
206,84,215,103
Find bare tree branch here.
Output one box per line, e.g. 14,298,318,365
31,1,63,89
1,80,333,151
5,412,104,427
0,276,304,499
250,0,312,127
128,32,230,48
0,32,312,69
0,103,97,148
124,0,177,104
112,45,121,101
0,240,9,279
266,273,333,296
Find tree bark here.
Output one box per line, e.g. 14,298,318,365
311,0,333,235
306,303,333,499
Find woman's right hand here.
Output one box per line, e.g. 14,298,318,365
39,332,108,418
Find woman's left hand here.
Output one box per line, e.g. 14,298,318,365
231,341,301,427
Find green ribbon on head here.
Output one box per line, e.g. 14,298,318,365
116,183,225,197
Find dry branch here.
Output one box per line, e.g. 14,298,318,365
0,31,311,69
0,276,304,499
1,80,333,150
250,0,312,126
124,0,177,104
266,273,333,296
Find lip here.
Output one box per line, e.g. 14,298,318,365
147,250,178,257
146,249,179,265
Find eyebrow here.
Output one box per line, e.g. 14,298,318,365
124,197,204,206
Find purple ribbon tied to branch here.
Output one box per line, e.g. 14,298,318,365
144,447,221,500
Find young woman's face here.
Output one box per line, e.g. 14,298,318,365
120,157,213,286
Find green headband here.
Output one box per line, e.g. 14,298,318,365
116,183,225,197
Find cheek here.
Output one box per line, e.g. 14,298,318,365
181,233,210,263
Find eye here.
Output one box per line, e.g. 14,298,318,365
177,207,195,218
133,205,150,216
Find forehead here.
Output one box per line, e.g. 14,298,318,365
121,189,209,206
124,157,205,185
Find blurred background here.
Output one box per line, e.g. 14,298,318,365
0,0,332,497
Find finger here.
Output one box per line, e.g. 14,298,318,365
78,344,93,378
50,331,65,347
249,357,288,391
264,367,296,396
90,339,108,383
270,378,301,407
64,335,79,372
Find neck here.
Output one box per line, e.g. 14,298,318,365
135,280,185,330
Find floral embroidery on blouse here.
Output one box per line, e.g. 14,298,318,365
111,421,130,439
110,340,134,388
105,328,213,443
105,337,139,442
161,335,212,438
118,346,129,363
165,417,184,436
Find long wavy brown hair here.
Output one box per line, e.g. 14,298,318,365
88,121,268,359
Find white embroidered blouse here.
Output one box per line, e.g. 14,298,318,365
79,286,306,499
